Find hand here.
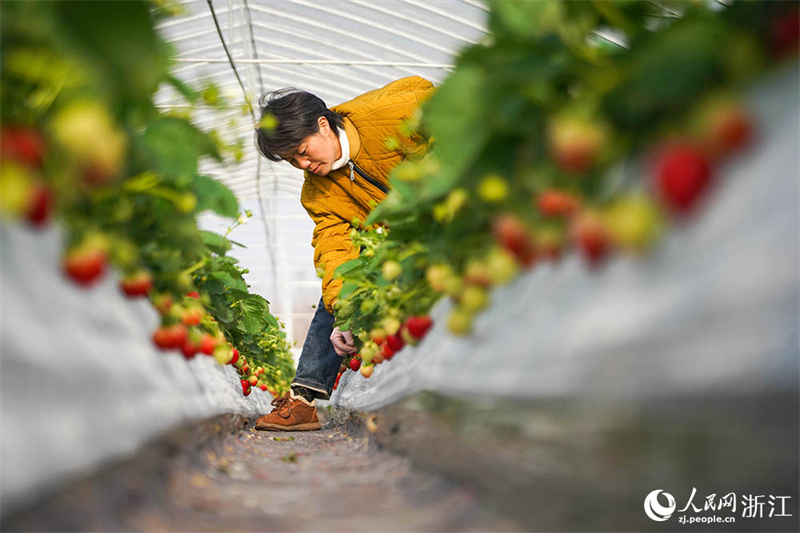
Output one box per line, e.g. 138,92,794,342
330,327,357,357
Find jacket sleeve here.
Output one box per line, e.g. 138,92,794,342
302,196,360,315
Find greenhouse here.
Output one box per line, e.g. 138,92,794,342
1,1,798,531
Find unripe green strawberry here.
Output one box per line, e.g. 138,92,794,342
213,345,232,365
447,309,473,336
425,264,452,292
382,316,401,336
382,260,402,281
603,194,665,253
460,286,489,312
486,247,518,285
477,174,509,202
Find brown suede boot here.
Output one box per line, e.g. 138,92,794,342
254,389,321,431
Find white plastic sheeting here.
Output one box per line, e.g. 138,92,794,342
0,224,275,512
331,67,800,412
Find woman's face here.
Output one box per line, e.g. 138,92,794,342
280,117,341,176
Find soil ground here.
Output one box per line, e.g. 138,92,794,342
3,407,522,532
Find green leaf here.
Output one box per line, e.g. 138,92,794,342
210,271,246,291
336,281,360,301
55,0,166,102
334,258,366,278
142,118,202,178
191,175,240,218
199,230,232,254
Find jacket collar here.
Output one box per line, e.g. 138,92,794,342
342,117,361,162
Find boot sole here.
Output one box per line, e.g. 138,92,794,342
254,421,322,431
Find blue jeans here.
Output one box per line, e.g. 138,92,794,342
291,296,342,400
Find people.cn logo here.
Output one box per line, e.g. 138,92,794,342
644,489,677,521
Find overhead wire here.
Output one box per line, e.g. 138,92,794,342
206,0,278,286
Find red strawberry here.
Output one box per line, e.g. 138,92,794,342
536,190,581,217
25,183,53,227
63,246,107,286
386,333,405,352
381,341,396,361
405,316,433,340
181,339,198,359
492,214,536,267
152,323,188,351
248,375,258,386
259,384,267,391
120,271,153,298
0,126,45,168
571,211,612,268
769,7,800,58
229,348,239,366
653,144,713,214
186,291,200,299
199,334,218,355
349,357,361,371
241,379,251,394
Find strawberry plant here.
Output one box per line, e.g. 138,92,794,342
0,0,293,395
328,1,796,378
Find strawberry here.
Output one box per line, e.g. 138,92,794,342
186,291,200,299
382,260,402,281
241,379,251,394
229,348,239,366
535,226,566,261
349,357,361,372
199,334,218,355
699,100,753,158
768,7,800,58
25,183,53,227
571,211,612,267
120,270,153,298
360,365,374,379
492,214,536,267
259,384,268,392
653,144,713,214
463,259,492,287
405,316,433,340
548,116,609,174
152,323,188,351
152,293,173,314
369,328,386,345
536,190,581,217
0,126,45,168
63,245,108,286
386,333,404,352
447,308,472,336
381,341,395,361
181,306,205,326
181,339,198,359
248,375,258,386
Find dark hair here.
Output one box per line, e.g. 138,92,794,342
255,88,343,162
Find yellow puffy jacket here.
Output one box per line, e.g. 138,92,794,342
301,76,435,313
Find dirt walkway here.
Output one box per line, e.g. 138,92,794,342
5,409,521,532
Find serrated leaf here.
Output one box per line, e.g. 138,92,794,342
210,271,246,291
192,175,239,218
